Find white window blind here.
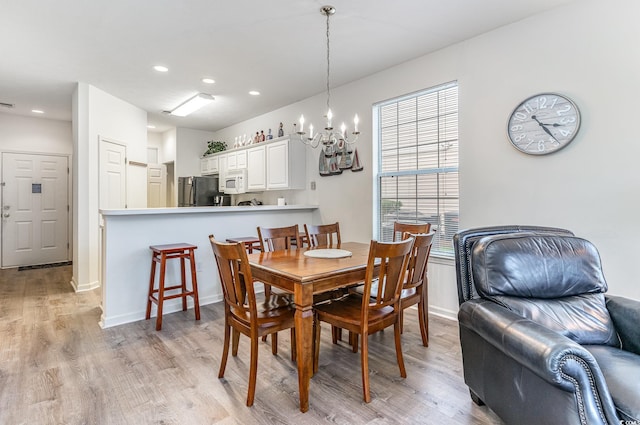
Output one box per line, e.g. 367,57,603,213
375,82,459,257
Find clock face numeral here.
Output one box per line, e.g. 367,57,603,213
507,93,581,155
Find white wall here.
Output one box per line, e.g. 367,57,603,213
175,127,215,178
0,113,72,154
72,83,148,291
213,0,640,314
161,128,176,164
457,0,640,302
147,131,162,163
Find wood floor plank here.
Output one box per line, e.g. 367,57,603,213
0,265,504,424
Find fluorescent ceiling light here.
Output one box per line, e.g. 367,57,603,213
147,125,156,129
32,109,44,114
170,93,214,117
202,78,215,84
249,90,260,96
154,65,168,72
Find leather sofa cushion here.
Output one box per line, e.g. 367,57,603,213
472,234,607,298
585,345,640,421
472,234,618,346
492,294,619,346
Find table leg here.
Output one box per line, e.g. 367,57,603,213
294,283,313,412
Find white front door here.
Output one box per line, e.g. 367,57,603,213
1,152,69,268
99,140,127,209
147,164,166,208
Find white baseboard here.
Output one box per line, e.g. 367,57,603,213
429,305,458,322
70,277,100,292
99,293,223,329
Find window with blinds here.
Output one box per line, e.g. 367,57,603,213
375,82,459,257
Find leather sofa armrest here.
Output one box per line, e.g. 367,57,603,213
606,295,640,355
459,300,613,393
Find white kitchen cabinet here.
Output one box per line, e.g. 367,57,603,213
236,150,247,169
227,150,247,171
266,140,288,189
217,154,228,192
201,135,305,191
200,155,218,175
266,138,305,190
246,145,266,191
227,151,237,170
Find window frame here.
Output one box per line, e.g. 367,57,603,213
373,81,459,258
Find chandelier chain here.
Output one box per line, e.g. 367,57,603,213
297,5,359,154
325,10,331,114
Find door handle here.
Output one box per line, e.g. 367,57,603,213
3,213,9,218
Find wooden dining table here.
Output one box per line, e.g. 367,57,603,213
247,241,373,412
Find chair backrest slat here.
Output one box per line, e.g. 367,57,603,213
257,225,300,252
393,221,431,242
402,231,436,290
361,239,414,318
210,235,256,322
304,222,341,247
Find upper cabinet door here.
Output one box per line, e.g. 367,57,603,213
201,156,219,175
236,150,247,169
246,146,266,191
266,140,289,189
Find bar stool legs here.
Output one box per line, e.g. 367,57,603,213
146,243,200,330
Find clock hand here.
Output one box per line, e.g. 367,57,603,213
531,115,564,127
531,115,559,142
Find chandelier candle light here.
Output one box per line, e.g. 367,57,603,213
298,5,362,175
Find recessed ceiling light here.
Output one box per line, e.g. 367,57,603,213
154,65,169,72
202,78,215,84
249,91,260,96
31,109,44,114
147,125,156,129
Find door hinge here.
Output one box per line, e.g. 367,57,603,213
67,205,69,212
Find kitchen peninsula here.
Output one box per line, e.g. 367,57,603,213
99,204,318,328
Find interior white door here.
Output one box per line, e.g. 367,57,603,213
147,164,166,208
99,140,127,209
1,152,69,267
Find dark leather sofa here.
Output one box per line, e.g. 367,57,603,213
453,226,640,425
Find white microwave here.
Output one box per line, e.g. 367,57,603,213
224,169,247,194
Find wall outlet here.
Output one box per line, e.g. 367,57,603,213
310,181,316,190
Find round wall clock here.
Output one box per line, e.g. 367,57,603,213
507,93,581,155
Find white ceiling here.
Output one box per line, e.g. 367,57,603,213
0,0,575,133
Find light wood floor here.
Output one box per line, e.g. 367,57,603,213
0,265,504,425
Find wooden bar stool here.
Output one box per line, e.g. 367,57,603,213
225,236,261,253
146,243,201,330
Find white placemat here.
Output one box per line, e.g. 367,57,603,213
303,248,353,259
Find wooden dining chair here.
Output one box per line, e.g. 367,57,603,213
399,231,435,347
303,222,348,321
256,225,300,345
313,238,414,403
256,224,300,299
304,222,341,247
209,235,296,407
348,231,436,350
393,221,431,241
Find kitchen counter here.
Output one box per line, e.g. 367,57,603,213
99,204,319,328
100,204,318,216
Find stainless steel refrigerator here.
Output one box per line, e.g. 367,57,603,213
178,176,219,207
